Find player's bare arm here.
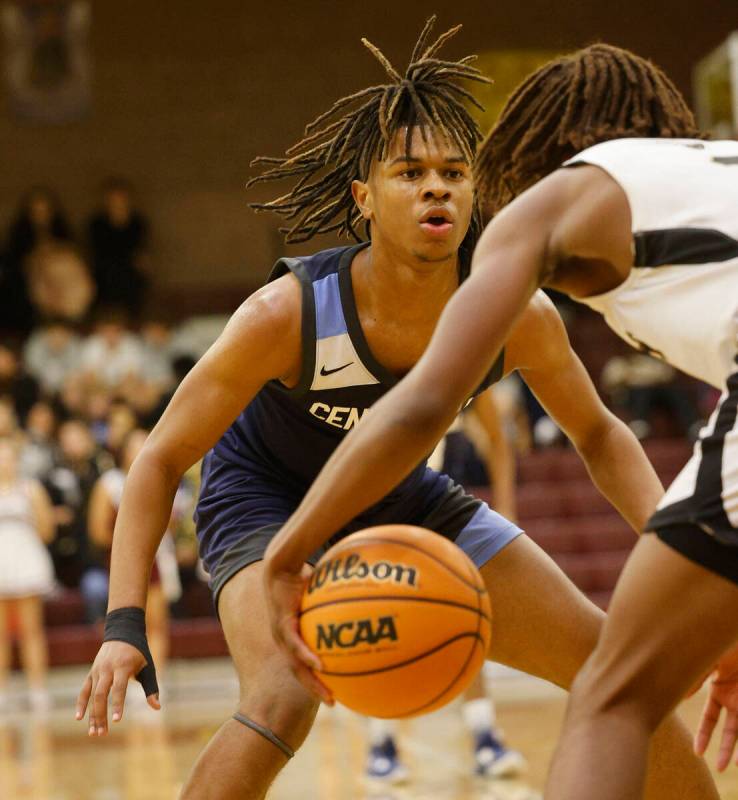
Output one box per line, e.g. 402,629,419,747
76,273,303,736
503,292,664,533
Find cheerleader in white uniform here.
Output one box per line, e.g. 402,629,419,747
0,436,55,712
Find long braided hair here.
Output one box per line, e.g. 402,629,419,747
475,43,702,216
246,15,491,258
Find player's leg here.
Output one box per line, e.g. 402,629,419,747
416,472,716,797
15,595,50,712
476,535,718,799
545,531,738,800
179,561,319,800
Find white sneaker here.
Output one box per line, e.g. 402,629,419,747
365,736,410,785
474,729,527,778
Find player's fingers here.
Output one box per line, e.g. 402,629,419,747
87,674,98,736
695,695,721,756
146,693,161,711
75,673,93,721
286,626,321,672
92,670,114,736
110,670,129,723
282,613,320,670
717,711,738,771
292,660,334,705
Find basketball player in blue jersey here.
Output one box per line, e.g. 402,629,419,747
77,21,717,799
263,43,737,800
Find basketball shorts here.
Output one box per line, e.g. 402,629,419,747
646,362,738,583
195,451,522,613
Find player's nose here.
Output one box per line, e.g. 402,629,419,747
421,181,451,202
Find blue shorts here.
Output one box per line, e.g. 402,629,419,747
195,450,523,611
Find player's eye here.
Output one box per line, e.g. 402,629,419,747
401,168,422,179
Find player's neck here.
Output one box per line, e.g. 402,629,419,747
353,240,459,322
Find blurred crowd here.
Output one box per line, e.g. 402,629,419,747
0,178,213,710
1,179,149,332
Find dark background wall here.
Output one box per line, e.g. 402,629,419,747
1,0,735,306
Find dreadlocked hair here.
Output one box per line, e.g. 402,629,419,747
246,15,491,251
475,43,702,216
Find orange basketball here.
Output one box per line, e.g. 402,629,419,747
299,524,492,718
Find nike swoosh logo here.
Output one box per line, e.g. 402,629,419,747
320,362,354,376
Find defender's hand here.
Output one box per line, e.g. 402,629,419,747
75,641,161,736
695,643,738,771
263,563,334,705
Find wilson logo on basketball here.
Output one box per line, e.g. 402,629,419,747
307,553,418,594
315,615,398,650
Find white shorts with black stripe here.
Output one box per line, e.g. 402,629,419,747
646,361,738,545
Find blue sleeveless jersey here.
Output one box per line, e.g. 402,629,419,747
196,242,511,585
210,242,503,493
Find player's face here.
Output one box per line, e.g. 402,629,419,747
357,127,474,264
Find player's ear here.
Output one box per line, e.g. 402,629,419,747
351,180,372,221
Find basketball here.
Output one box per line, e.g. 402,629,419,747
299,524,492,718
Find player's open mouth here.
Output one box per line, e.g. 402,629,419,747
419,208,453,237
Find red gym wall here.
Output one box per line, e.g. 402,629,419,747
1,0,734,306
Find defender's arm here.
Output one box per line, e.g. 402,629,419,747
505,292,664,532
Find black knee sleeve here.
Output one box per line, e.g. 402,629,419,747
232,711,295,759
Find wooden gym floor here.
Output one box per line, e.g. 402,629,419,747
1,659,737,800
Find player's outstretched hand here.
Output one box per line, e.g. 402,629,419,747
695,642,738,771
263,563,334,705
75,641,161,737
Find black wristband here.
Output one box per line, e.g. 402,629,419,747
103,606,159,698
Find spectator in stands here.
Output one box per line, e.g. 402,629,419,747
0,341,40,423
84,389,114,448
104,401,137,462
142,353,196,428
25,242,95,325
1,187,73,333
88,178,149,318
601,353,700,440
20,400,57,480
0,400,21,454
78,308,145,395
45,419,106,621
140,318,175,382
88,429,181,690
23,320,83,398
0,436,55,712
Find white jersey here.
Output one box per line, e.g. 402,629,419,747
564,138,738,391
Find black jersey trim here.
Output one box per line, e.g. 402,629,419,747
337,242,400,388
647,361,738,538
634,228,738,268
265,256,316,398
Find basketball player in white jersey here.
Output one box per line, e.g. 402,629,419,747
263,45,738,799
